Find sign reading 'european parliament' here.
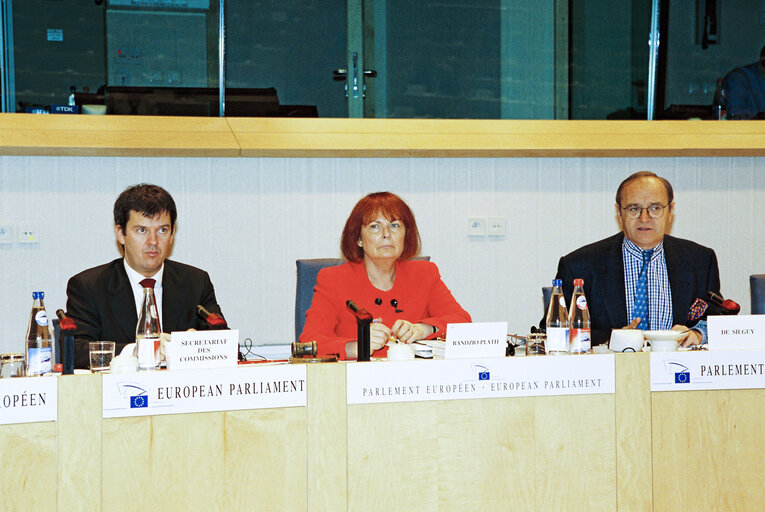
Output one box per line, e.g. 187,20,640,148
102,364,306,418
347,355,615,405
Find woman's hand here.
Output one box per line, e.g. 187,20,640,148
369,321,393,351
390,320,434,344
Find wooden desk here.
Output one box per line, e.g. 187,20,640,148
1,354,763,511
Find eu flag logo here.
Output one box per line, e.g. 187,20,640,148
478,371,490,381
130,395,148,408
674,372,690,384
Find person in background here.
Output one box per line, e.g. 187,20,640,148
300,191,471,359
548,172,720,347
66,183,225,368
723,44,765,120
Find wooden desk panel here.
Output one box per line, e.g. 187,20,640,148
346,392,615,511
5,355,765,510
652,388,765,511
0,420,57,510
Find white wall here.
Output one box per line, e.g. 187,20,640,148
0,155,763,355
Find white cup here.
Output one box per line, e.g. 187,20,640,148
609,329,645,353
649,339,678,352
387,343,415,361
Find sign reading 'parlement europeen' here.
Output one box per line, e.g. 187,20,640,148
347,355,615,404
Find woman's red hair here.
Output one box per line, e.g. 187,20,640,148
340,192,421,262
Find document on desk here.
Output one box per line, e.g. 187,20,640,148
346,355,615,404
650,349,765,391
102,365,306,418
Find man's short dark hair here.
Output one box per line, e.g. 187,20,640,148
615,171,674,206
114,184,177,232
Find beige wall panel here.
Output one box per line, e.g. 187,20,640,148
306,363,347,512
615,353,652,511
0,420,57,510
221,407,308,511
533,394,616,511
347,400,440,511
652,389,765,510
57,373,102,511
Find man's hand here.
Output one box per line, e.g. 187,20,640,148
672,324,702,347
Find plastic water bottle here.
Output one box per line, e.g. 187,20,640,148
136,286,161,370
545,279,569,355
25,291,54,376
568,279,591,354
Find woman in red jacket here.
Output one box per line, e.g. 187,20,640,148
299,191,471,359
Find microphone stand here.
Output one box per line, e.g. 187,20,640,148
346,300,372,361
56,309,76,375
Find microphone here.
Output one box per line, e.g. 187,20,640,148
196,305,228,328
56,309,76,375
345,300,373,322
688,292,740,322
56,309,77,331
706,291,741,315
196,305,241,362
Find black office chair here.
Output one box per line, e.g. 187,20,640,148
295,256,431,339
750,275,765,314
542,286,553,316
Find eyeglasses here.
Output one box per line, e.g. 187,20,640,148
621,204,669,219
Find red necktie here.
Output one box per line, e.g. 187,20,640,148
139,278,156,289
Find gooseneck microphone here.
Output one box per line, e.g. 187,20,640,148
346,300,372,361
707,291,741,315
196,305,228,328
195,305,241,361
56,309,76,375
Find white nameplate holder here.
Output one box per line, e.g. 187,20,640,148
102,364,306,418
650,349,765,391
347,355,615,404
166,329,239,370
445,321,507,359
0,376,57,425
707,315,765,350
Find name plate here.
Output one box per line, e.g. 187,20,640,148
0,376,57,425
167,329,239,370
102,364,306,418
445,321,507,359
708,315,765,350
347,355,614,404
650,350,765,391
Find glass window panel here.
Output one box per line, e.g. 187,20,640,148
661,0,765,120
225,0,347,118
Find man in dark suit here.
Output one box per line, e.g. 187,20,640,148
66,184,225,369
552,172,720,347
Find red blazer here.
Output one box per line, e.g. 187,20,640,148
299,260,471,359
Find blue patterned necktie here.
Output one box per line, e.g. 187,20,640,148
633,249,653,330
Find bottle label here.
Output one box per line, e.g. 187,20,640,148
547,327,569,353
576,296,588,310
26,346,52,375
136,336,159,369
570,328,591,353
35,311,49,326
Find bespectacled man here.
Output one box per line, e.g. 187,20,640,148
547,171,721,347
